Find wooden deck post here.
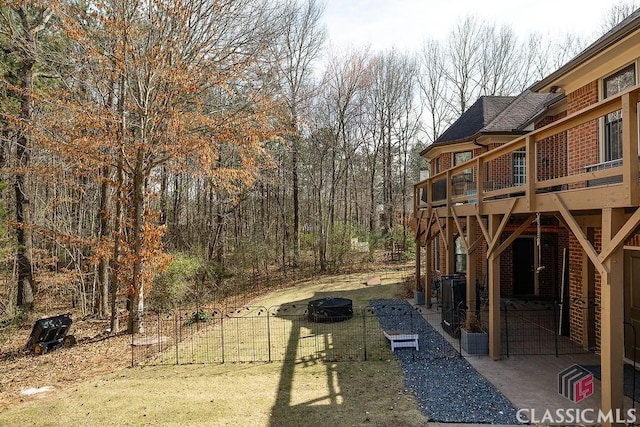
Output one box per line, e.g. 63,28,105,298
415,238,421,293
425,238,432,307
488,214,501,360
600,208,625,427
446,215,455,274
466,215,478,311
622,92,639,205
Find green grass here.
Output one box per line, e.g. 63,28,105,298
0,268,428,426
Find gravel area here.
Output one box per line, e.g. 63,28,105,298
371,299,522,424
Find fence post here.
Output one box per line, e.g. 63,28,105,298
174,310,179,365
503,302,509,358
221,311,225,364
553,302,559,357
362,307,367,361
624,321,637,407
267,308,272,363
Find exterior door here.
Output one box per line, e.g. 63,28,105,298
513,238,535,295
624,250,640,362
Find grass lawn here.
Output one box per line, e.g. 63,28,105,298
0,268,428,426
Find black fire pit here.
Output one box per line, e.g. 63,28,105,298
307,297,353,322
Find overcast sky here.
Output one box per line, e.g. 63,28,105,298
322,0,620,52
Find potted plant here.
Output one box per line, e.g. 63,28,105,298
461,311,488,354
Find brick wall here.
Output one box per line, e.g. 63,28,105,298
566,82,599,177
536,113,568,182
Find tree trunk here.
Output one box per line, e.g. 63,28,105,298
15,58,35,311
96,164,110,317
127,148,146,334
292,137,300,266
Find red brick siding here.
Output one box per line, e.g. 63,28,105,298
536,113,568,182
567,82,599,177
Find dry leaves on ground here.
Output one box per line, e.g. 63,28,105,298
0,317,131,410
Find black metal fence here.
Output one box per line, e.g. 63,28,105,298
500,300,590,356
131,301,461,366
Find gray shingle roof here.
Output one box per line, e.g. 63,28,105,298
434,96,515,144
431,91,563,147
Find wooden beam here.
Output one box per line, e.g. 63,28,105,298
600,208,625,426
488,214,501,360
551,194,608,277
476,156,485,213
622,91,639,205
525,135,536,212
414,209,426,241
468,236,484,254
466,215,478,311
494,214,536,258
434,214,448,251
451,206,468,253
475,212,490,245
487,199,518,256
599,206,640,264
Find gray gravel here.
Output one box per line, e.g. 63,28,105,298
371,299,522,424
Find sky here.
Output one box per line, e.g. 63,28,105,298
322,0,621,53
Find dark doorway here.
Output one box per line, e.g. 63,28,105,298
513,237,535,295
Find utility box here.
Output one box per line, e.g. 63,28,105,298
441,275,466,338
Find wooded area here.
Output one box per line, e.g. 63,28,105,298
0,0,629,333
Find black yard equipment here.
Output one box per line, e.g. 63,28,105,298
25,314,76,355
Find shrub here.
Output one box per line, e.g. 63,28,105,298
149,254,200,310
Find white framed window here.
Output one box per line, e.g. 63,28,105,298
433,157,441,174
601,63,636,162
513,149,526,186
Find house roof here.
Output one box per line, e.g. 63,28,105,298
530,8,640,92
421,91,563,156
433,96,514,146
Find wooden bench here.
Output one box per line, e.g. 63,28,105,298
383,330,419,352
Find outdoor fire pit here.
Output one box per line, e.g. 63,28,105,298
307,297,353,322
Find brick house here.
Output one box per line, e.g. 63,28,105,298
414,10,640,422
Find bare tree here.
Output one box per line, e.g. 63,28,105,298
418,39,455,144
0,3,54,311
601,1,640,32
271,0,326,267
445,15,483,115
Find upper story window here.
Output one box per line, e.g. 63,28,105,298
453,150,472,166
513,149,526,186
433,157,441,174
602,64,636,162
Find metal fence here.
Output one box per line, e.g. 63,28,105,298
500,300,590,356
131,301,460,366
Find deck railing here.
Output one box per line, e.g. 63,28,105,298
415,85,640,216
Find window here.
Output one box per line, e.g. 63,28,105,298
455,236,466,273
453,150,472,166
602,64,636,162
513,149,526,186
433,157,441,174
453,150,473,186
